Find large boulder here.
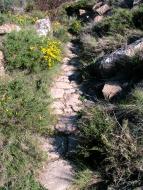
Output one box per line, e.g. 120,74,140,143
133,0,143,6
98,38,143,78
102,82,122,100
35,17,52,37
0,24,21,35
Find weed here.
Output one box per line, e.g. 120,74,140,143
69,18,82,34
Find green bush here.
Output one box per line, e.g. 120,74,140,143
25,1,34,12
0,0,13,12
0,128,46,190
69,18,82,34
3,30,62,72
30,10,47,19
0,78,54,134
0,13,6,24
93,8,133,35
53,21,69,43
0,74,56,189
77,105,143,189
133,5,143,30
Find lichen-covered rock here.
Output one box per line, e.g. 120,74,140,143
133,0,143,6
102,83,122,100
0,24,21,34
98,38,143,77
35,17,52,36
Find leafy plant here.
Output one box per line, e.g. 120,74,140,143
0,0,13,12
0,78,54,134
77,103,143,189
132,5,143,30
93,8,133,36
0,73,57,189
70,18,82,34
0,13,6,24
53,21,69,43
3,30,62,72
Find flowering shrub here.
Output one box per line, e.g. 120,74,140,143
8,13,39,26
4,30,62,72
70,18,82,34
41,40,62,67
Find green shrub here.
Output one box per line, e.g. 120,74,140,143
93,8,133,35
0,0,13,12
0,77,54,134
0,13,6,24
0,74,57,189
53,21,69,43
25,1,34,12
69,18,82,34
3,30,62,72
77,105,143,189
30,10,47,19
9,13,37,26
133,5,143,30
0,128,46,190
79,108,115,157
72,166,95,190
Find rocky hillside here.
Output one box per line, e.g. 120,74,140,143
63,0,143,189
0,0,143,190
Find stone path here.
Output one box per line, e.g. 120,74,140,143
38,41,82,190
51,42,82,133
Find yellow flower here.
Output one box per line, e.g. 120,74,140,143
40,39,62,68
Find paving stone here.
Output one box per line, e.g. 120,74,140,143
65,93,81,106
51,88,65,99
55,115,78,133
38,159,74,190
54,81,73,89
64,88,76,94
61,64,75,72
65,70,75,76
56,76,69,83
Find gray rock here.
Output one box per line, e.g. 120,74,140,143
98,38,143,78
133,0,143,6
35,17,52,36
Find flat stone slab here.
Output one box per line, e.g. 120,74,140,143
51,88,65,99
38,159,74,190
